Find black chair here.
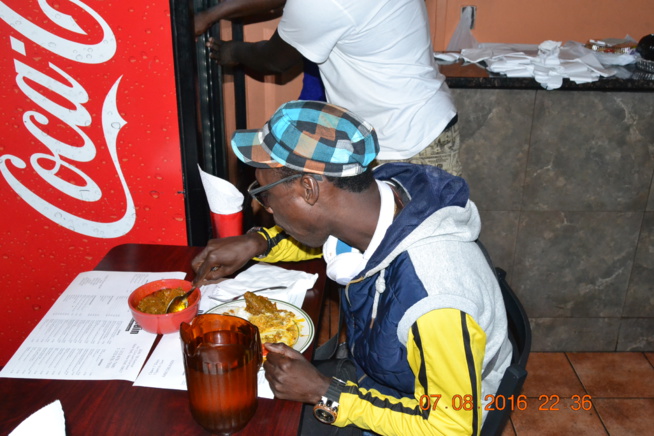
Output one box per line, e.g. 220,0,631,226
480,267,532,436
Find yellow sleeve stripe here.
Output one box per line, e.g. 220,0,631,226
409,309,486,435
459,311,480,435
350,386,423,417
410,315,480,426
411,322,431,419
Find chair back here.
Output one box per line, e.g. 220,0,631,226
480,267,532,436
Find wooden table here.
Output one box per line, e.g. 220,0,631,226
0,244,327,435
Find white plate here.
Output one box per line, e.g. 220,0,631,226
206,299,314,354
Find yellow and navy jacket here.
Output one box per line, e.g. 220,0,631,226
259,163,512,435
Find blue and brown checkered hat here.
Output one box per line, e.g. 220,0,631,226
231,100,379,177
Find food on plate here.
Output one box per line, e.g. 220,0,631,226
244,291,280,315
137,287,186,314
224,292,300,348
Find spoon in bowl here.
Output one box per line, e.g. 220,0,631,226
165,287,198,314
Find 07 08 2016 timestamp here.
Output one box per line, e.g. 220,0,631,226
418,394,593,411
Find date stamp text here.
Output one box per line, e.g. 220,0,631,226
418,394,593,411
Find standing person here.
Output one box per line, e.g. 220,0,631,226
192,101,511,435
194,0,325,101
207,0,461,175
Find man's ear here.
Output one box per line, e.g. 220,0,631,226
300,174,320,206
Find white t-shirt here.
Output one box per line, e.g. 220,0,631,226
278,0,456,160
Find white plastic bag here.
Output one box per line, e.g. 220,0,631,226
446,7,478,51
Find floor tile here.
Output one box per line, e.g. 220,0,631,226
645,352,654,367
567,352,654,398
593,399,654,436
510,397,607,435
521,352,585,398
500,420,516,435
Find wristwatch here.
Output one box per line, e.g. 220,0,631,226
246,226,272,258
313,377,346,424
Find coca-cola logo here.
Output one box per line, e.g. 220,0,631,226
0,0,135,238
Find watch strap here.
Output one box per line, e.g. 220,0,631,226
247,226,289,258
325,377,346,403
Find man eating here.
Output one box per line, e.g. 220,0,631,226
192,100,512,435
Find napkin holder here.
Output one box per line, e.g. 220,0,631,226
211,210,243,238
198,165,244,238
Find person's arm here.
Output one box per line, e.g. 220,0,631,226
263,342,331,403
207,30,302,73
334,309,487,435
253,226,323,263
194,0,286,36
191,225,322,285
191,232,268,285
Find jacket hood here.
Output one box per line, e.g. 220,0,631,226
362,163,479,276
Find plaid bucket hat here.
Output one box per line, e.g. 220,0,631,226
231,100,379,177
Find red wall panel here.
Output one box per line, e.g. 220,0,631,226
0,0,188,365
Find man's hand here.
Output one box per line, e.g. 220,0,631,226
206,31,302,73
206,37,241,67
194,0,286,37
194,10,215,36
191,232,267,286
263,343,331,404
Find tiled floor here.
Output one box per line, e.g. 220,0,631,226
317,289,654,435
503,352,654,436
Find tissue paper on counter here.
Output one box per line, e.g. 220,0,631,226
198,165,244,214
461,40,618,90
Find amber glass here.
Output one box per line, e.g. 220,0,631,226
180,314,262,435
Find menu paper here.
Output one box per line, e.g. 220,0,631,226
0,271,186,381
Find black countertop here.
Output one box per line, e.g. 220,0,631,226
439,61,654,91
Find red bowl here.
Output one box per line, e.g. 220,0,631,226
128,279,200,334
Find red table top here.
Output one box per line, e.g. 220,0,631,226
0,243,326,436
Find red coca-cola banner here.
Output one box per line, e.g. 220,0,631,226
0,1,188,364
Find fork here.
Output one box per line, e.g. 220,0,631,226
208,285,288,303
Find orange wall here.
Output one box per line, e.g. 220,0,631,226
432,0,654,51
220,0,653,165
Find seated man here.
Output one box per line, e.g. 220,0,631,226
192,100,512,435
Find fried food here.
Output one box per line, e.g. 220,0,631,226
243,291,279,315
242,292,299,346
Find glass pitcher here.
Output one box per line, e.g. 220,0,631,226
180,314,262,435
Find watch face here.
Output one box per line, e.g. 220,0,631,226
314,406,336,424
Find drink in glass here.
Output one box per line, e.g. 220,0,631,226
180,314,262,435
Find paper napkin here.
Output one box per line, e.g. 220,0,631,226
9,400,66,436
201,263,319,311
198,165,244,214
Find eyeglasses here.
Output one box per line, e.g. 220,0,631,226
247,173,323,209
247,174,303,209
